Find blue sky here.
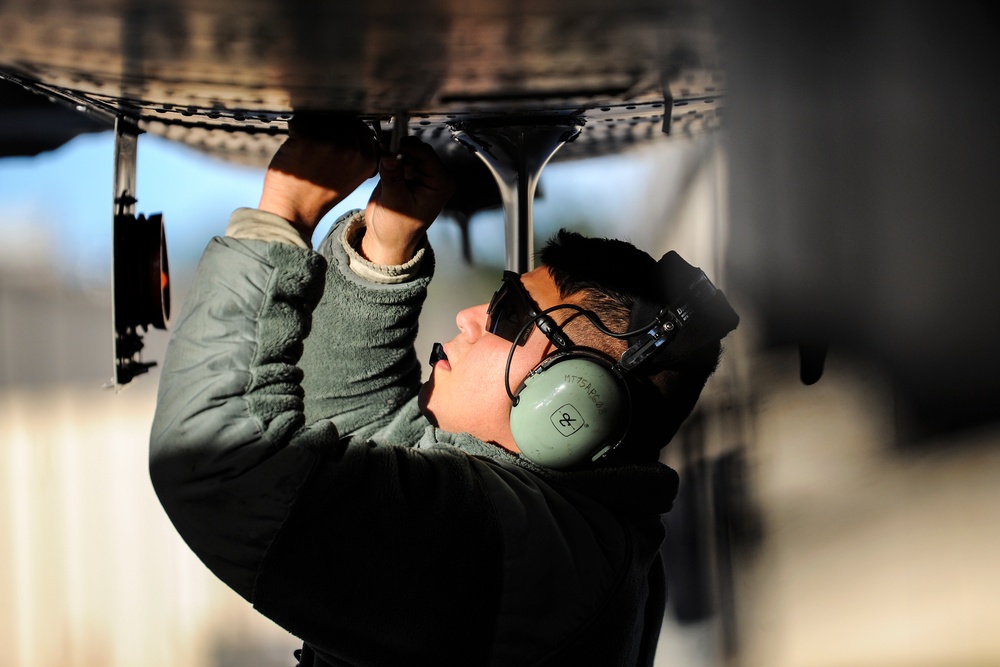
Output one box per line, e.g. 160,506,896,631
0,133,266,283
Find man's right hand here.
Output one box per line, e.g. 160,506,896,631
362,137,455,266
258,115,379,244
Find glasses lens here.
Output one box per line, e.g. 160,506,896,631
487,273,532,345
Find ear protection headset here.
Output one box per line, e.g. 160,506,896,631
504,251,740,470
510,347,632,468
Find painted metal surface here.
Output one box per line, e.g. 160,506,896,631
0,0,723,164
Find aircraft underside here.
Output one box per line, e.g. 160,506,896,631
0,0,722,165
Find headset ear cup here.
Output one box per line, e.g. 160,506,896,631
510,353,630,469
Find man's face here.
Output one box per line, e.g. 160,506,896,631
418,266,567,452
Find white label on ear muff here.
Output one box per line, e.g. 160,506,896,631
590,445,613,462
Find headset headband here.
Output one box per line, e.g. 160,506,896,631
619,251,739,374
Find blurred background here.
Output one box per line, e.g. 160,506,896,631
3,1,1000,666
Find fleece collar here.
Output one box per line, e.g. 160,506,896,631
422,427,680,515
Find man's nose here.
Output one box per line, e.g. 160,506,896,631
456,304,489,342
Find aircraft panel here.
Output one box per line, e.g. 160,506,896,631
0,0,723,164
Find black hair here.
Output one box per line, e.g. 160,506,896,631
539,229,722,463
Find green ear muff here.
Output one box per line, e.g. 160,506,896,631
510,353,630,469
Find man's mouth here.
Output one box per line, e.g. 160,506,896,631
429,342,449,367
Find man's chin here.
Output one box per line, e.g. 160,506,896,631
417,380,438,426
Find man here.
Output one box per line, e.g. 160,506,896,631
150,117,738,666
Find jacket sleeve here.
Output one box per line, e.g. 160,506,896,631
298,213,434,439
149,234,505,665
149,236,330,599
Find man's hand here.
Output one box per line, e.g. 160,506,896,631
259,116,378,243
362,137,455,265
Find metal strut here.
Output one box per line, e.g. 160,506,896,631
451,117,584,274
113,116,140,220
109,116,171,389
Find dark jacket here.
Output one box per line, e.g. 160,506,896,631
149,211,679,666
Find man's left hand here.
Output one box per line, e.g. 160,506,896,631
362,137,455,265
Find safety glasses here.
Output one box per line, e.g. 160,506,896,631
486,271,543,346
